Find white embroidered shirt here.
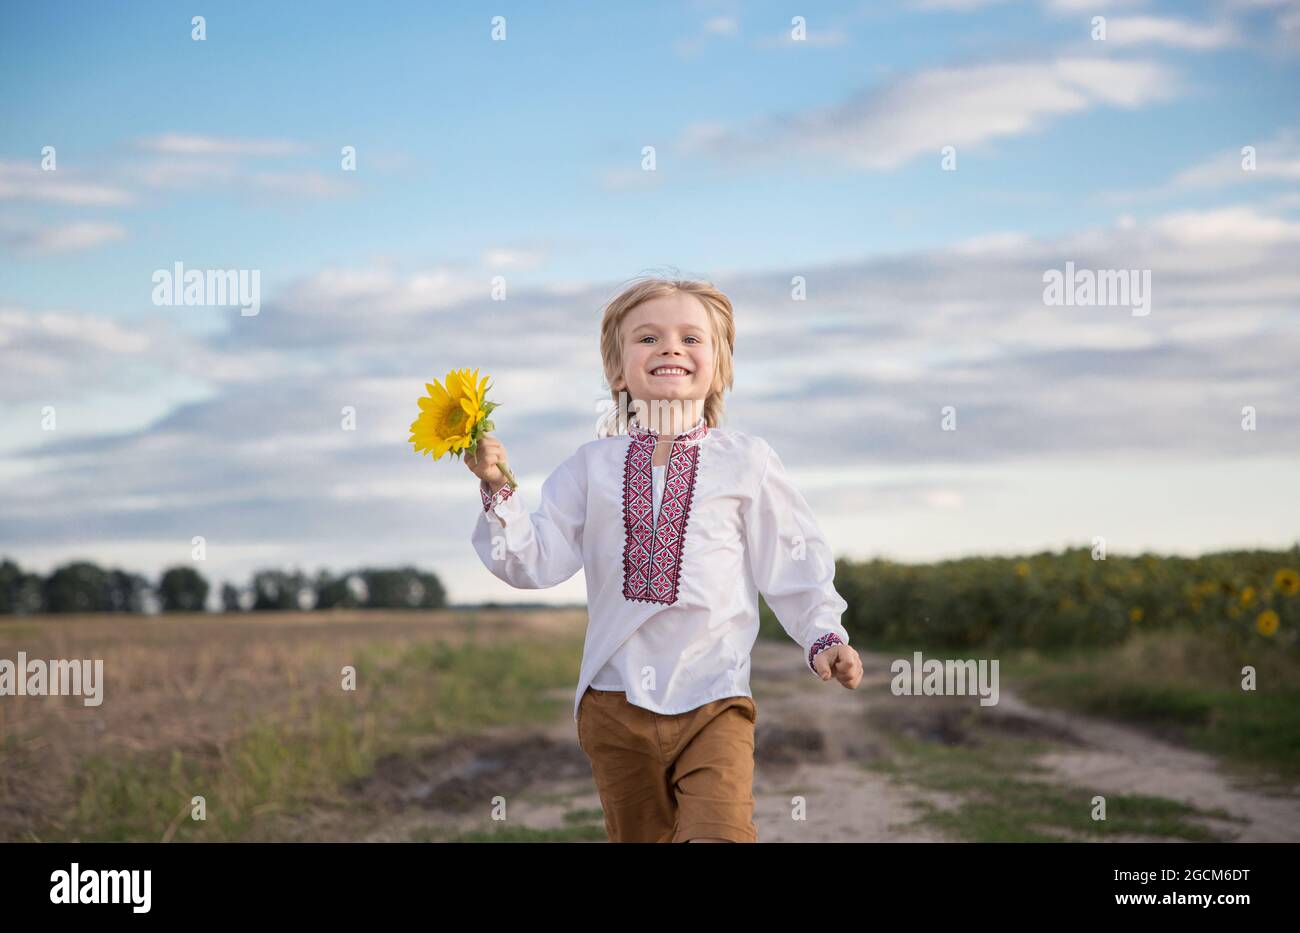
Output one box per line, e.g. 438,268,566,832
471,415,850,721
590,462,667,690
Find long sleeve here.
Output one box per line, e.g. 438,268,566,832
471,450,586,589
741,440,849,675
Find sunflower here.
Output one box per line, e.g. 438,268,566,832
1014,561,1030,578
1193,580,1218,598
408,368,519,489
1274,569,1299,597
409,368,490,458
1255,609,1280,637
1240,586,1256,608
1128,606,1143,623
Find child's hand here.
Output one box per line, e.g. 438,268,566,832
813,644,863,689
465,435,510,493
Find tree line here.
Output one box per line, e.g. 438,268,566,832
0,558,446,614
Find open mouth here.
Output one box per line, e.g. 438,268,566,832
650,366,692,376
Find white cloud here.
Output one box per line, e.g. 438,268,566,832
4,198,1298,593
130,157,239,189
681,56,1179,170
948,231,1037,255
1148,205,1300,244
124,136,342,199
0,161,132,206
1045,0,1147,11
4,221,126,256
675,12,753,57
909,0,1013,9
0,308,169,403
136,134,308,157
1173,130,1300,187
0,307,151,355
1100,16,1240,49
1100,130,1300,205
250,171,349,198
1224,0,1300,45
922,488,965,509
481,247,546,270
273,263,490,317
703,16,739,36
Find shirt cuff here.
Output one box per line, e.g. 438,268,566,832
480,480,515,513
807,632,845,673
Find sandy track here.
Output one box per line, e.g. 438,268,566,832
341,640,1300,842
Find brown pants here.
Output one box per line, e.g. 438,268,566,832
577,686,758,843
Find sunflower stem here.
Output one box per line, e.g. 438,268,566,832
498,460,519,490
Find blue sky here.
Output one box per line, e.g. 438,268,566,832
2,0,1298,605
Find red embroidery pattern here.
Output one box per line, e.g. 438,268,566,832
622,416,709,605
808,633,844,671
480,481,514,513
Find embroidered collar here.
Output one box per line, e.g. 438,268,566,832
621,413,708,605
627,414,709,443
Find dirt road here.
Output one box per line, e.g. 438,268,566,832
345,640,1300,842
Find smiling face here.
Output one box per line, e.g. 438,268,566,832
613,291,715,430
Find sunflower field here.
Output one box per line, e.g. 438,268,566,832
831,546,1300,654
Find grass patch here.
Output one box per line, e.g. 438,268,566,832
48,632,583,841
999,628,1300,781
871,731,1241,842
357,636,579,738
0,620,42,639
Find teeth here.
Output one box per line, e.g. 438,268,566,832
653,367,689,375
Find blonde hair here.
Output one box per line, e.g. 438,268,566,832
597,275,736,437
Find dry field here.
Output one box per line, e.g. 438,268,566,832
3,608,1297,843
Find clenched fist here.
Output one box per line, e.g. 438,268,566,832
812,644,863,689
465,434,510,494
